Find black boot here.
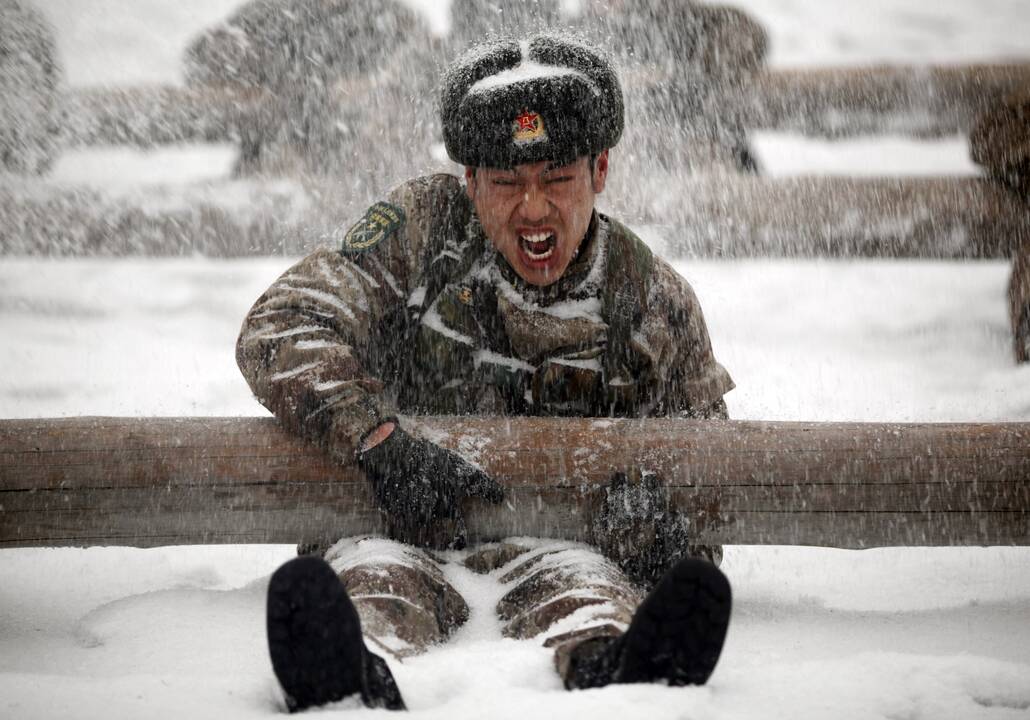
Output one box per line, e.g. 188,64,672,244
564,558,732,689
266,556,406,712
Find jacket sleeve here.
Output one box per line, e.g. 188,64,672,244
235,176,448,458
635,257,735,419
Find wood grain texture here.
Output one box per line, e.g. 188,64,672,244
2,417,1027,549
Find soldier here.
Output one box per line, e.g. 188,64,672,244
970,88,1030,363
237,34,735,712
588,0,768,176
184,0,440,187
0,0,61,175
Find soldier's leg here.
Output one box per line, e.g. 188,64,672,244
968,90,1029,361
466,541,731,689
558,558,732,689
1010,241,1030,363
473,541,643,645
325,537,470,659
266,555,406,712
266,538,470,712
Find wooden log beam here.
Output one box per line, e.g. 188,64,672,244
1,417,1027,550
0,176,325,257
4,175,1026,259
52,63,1030,149
57,86,267,147
744,63,1030,138
652,175,1030,258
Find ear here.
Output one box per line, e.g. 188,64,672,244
464,166,478,200
591,149,610,194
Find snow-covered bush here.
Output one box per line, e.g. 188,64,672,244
183,0,442,189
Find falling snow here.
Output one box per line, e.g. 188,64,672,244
2,0,1030,718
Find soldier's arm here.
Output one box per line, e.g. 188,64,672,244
609,258,732,571
637,258,734,420
235,178,439,458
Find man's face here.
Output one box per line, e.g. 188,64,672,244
465,150,609,287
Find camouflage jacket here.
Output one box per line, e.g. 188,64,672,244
236,174,734,459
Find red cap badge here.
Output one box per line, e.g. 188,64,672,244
512,110,547,145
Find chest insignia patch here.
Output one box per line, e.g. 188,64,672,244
341,201,406,253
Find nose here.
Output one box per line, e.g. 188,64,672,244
518,183,550,222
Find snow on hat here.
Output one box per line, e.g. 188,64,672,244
440,33,624,169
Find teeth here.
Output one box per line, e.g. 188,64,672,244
519,233,555,261
519,233,552,245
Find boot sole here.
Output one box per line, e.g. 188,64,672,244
619,558,732,686
267,556,366,712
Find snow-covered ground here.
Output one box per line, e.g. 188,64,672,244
4,1,1030,719
3,543,1030,720
2,255,1029,422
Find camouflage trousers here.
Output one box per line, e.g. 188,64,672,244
1011,242,1030,363
322,537,646,685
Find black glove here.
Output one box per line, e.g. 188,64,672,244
592,469,696,587
357,425,504,549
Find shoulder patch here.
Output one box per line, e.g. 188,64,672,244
341,201,406,254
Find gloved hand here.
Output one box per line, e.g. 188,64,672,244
357,424,504,549
592,469,720,587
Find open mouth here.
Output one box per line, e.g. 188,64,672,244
518,232,557,261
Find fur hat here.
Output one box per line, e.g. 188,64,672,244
440,33,624,169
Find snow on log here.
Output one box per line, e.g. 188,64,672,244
1,417,1027,549
3,175,1026,258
